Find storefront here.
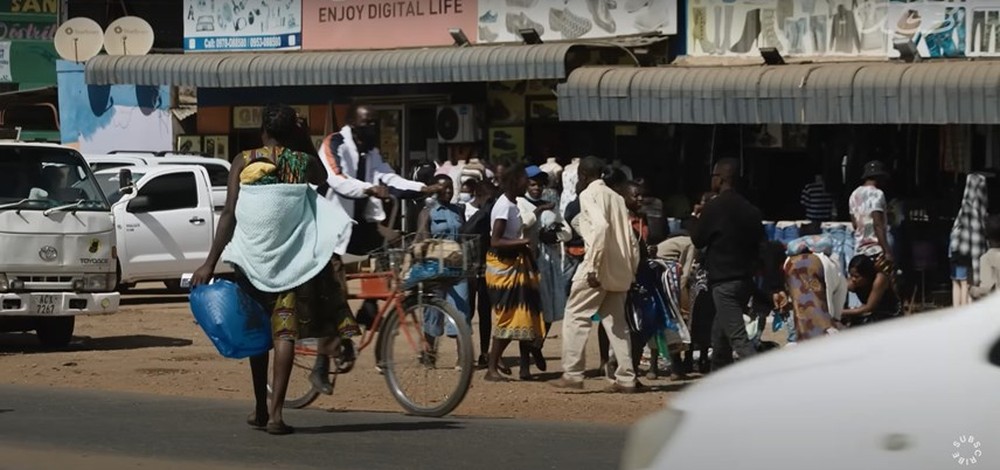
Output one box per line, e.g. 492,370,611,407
536,0,1000,305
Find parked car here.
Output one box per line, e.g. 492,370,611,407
94,165,231,291
0,141,119,347
620,300,1000,470
84,152,229,210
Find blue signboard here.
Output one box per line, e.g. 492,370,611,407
183,0,301,52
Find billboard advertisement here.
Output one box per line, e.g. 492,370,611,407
183,0,302,52
687,0,993,60
477,0,678,43
302,0,479,50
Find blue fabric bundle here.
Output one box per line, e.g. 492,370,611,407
405,259,463,288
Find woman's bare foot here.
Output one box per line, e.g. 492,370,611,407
484,371,510,382
246,410,268,429
266,421,295,435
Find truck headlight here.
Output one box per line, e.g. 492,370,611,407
0,274,7,292
620,408,685,470
81,274,114,292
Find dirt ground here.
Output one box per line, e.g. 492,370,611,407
0,286,702,426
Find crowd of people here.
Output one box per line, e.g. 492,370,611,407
189,102,999,434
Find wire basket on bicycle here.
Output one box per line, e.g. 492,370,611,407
395,233,481,290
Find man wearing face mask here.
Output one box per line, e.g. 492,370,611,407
319,104,446,255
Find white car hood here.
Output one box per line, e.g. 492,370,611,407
673,297,1000,409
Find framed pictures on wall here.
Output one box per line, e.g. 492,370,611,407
203,135,229,160
489,127,524,161
527,97,558,121
176,135,203,154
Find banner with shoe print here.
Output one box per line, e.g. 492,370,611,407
302,0,479,50
687,0,891,58
888,0,966,59
687,0,994,59
183,0,302,51
477,0,678,44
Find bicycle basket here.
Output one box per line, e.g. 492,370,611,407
403,234,481,288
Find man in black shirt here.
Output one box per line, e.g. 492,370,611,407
692,158,764,371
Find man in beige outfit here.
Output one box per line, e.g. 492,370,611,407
551,157,641,393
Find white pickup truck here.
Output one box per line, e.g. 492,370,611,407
84,152,230,212
93,165,231,291
0,142,120,347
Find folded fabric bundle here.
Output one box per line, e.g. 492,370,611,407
240,161,278,185
785,234,834,257
222,183,352,293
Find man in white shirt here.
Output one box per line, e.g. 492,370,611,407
319,105,445,255
311,105,442,392
551,157,641,393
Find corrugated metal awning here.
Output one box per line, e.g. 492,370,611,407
85,43,632,87
558,61,1000,124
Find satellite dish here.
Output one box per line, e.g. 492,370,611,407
54,17,104,62
104,16,155,56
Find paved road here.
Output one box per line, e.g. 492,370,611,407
0,385,626,470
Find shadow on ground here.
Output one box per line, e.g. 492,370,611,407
0,334,193,354
296,420,464,435
121,291,189,306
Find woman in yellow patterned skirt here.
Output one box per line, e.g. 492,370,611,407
484,163,546,382
191,104,358,434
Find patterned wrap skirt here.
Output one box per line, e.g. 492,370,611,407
485,249,546,341
235,261,360,342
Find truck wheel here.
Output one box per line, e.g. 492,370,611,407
36,317,75,348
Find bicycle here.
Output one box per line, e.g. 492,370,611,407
271,233,480,417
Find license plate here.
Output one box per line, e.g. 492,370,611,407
35,295,56,314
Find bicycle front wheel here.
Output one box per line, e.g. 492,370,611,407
378,294,474,417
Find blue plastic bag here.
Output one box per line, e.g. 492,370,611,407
189,279,272,359
405,259,462,288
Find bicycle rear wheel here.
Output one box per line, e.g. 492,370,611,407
378,294,473,417
267,340,321,409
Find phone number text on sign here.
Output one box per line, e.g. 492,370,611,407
187,34,300,51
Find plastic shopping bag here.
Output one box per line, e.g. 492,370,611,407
190,279,272,359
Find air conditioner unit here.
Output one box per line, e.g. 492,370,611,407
436,105,478,143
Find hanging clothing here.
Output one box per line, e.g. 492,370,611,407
830,4,861,54
950,173,989,284
559,159,580,219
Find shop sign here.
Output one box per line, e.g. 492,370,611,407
233,105,310,129
0,19,55,39
302,0,479,50
183,0,302,52
478,0,677,44
0,0,57,41
0,0,57,14
687,0,993,59
0,41,11,82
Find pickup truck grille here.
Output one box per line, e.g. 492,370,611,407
15,276,74,291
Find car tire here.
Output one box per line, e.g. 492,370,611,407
36,317,75,348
